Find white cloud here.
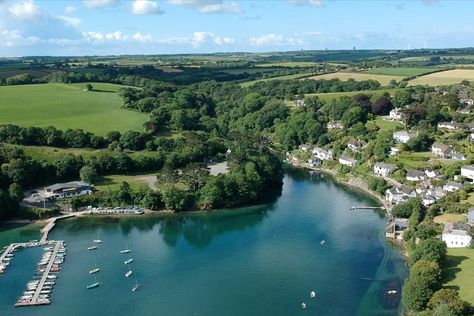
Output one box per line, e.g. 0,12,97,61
166,0,242,14
57,15,81,27
249,34,284,46
81,30,156,44
132,0,163,15
82,0,117,9
131,32,153,42
63,6,77,14
158,31,234,47
8,0,43,21
288,0,324,7
0,29,40,47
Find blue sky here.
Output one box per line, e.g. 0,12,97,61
0,0,473,56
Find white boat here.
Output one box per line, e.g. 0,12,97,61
310,291,316,298
89,268,100,274
125,270,133,277
301,302,307,309
87,246,98,250
132,274,140,292
87,282,100,289
124,259,133,265
93,231,102,243
120,249,130,254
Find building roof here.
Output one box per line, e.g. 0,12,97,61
461,165,474,171
393,130,416,138
444,181,463,189
443,223,471,236
468,209,474,222
432,142,451,152
46,181,91,192
406,170,425,178
339,156,357,163
374,162,397,171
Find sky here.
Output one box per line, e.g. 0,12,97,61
0,0,473,57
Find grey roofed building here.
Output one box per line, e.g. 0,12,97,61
406,170,426,181
45,181,92,200
443,223,471,235
468,208,474,225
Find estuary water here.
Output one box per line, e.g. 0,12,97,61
0,168,407,316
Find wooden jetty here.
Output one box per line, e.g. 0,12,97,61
15,241,63,307
350,206,385,210
40,214,75,243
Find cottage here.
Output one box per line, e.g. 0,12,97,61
442,223,472,248
416,181,431,195
422,195,436,207
460,98,474,106
307,156,322,167
468,208,474,225
431,143,452,157
385,185,416,205
450,150,466,160
425,168,442,179
437,121,463,130
374,162,397,177
406,170,426,182
338,156,357,167
393,130,416,144
299,144,312,152
347,139,366,152
461,165,474,181
389,108,402,121
312,147,333,161
385,218,409,239
443,181,464,192
44,181,92,200
389,146,400,156
293,99,306,107
327,121,344,130
426,187,447,200
457,108,471,115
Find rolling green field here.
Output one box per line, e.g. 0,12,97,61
409,69,474,86
363,67,436,77
374,117,404,132
304,88,404,102
255,61,321,68
240,72,314,87
0,82,147,135
307,72,403,85
444,248,474,304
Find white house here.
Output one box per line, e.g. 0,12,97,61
339,156,357,167
406,170,426,182
374,162,397,177
327,121,344,130
442,223,472,248
312,147,333,161
431,143,452,157
460,98,474,106
385,185,416,205
470,133,474,143
293,99,306,107
443,181,464,192
389,146,400,157
307,156,322,167
389,108,402,121
44,181,92,200
422,195,436,207
347,139,366,152
393,130,416,144
461,165,474,181
426,187,447,200
425,168,442,179
457,108,471,115
299,144,312,152
468,208,474,226
438,121,464,130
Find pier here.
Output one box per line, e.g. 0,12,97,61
350,206,385,210
40,214,75,242
15,241,65,307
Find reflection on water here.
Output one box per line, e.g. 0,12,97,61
0,169,407,316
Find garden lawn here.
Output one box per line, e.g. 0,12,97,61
374,117,403,132
434,214,467,224
95,174,157,191
0,83,147,135
443,248,474,304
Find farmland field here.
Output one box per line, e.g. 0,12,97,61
304,88,404,102
240,72,314,87
255,61,322,68
409,69,474,86
363,67,436,77
444,248,474,304
307,72,403,85
0,82,147,135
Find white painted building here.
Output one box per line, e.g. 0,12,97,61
312,147,333,161
442,223,472,248
406,170,426,182
374,162,397,177
443,181,464,192
461,165,474,181
347,139,366,152
299,144,312,152
385,186,416,205
327,121,344,130
393,130,416,144
338,156,357,167
389,108,402,120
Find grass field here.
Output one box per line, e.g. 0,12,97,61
95,174,156,191
255,61,321,68
307,72,403,85
374,117,404,132
240,72,314,87
409,69,474,86
434,214,467,224
304,88,404,102
389,151,433,169
444,248,474,304
0,83,147,135
363,67,436,77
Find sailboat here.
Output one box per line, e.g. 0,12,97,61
120,239,130,254
89,268,100,274
132,273,140,292
124,258,133,265
93,231,102,244
86,276,100,289
87,245,97,250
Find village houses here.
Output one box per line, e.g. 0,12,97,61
438,121,464,130
443,181,464,192
393,130,416,144
338,156,357,167
374,162,397,177
347,139,366,152
312,147,333,161
385,185,416,205
442,223,472,248
431,142,465,160
461,165,474,181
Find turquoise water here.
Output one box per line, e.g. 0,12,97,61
0,169,407,315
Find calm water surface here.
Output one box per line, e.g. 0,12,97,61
0,169,407,316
